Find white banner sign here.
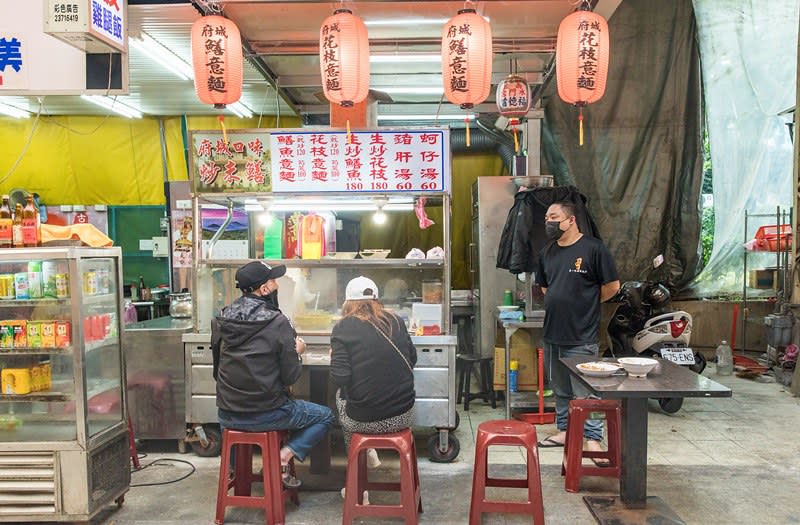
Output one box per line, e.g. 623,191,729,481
269,129,450,193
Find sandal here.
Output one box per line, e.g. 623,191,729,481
281,464,302,489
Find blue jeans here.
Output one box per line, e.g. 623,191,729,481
218,399,334,462
543,342,603,441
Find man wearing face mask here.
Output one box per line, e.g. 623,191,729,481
535,202,620,459
211,261,333,488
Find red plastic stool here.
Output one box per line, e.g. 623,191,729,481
215,429,299,525
469,420,545,525
127,416,141,469
341,428,422,525
561,399,622,493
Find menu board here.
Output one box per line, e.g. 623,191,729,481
270,129,450,193
191,128,451,194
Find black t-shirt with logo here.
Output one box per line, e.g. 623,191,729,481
537,236,618,345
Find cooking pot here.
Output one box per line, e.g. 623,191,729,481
169,293,193,318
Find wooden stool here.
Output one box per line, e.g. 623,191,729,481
469,420,545,525
456,354,497,411
215,429,299,525
341,428,422,525
561,399,622,493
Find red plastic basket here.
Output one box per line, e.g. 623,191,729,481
753,224,792,252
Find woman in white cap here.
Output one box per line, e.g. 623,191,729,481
330,276,417,466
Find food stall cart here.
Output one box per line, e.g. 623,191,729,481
182,128,460,462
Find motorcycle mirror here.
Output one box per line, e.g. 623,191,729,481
652,254,665,269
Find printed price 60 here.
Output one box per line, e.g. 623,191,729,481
420,182,438,190
395,182,412,190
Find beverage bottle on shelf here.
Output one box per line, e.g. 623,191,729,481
22,195,40,247
509,359,519,392
0,195,12,248
11,204,23,248
715,340,733,376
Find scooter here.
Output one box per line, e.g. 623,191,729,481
607,279,706,414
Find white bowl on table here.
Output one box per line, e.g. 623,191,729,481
576,361,623,377
617,357,659,378
497,305,520,312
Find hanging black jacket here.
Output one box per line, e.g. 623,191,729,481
496,185,601,274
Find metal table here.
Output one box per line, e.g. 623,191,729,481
497,316,544,419
561,357,732,524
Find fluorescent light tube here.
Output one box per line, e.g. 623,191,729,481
266,203,415,213
370,55,441,63
129,33,194,81
0,102,31,119
228,101,253,118
365,18,449,27
81,95,143,118
377,114,475,122
378,87,445,95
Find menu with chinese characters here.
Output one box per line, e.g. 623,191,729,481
192,132,271,193
270,129,450,193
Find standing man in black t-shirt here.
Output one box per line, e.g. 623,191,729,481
535,201,620,457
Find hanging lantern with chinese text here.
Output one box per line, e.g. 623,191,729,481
496,75,531,152
556,5,609,146
442,8,492,146
191,15,243,108
319,9,370,108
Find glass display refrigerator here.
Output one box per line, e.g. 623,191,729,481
0,247,129,522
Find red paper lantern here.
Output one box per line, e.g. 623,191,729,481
320,9,370,107
556,7,609,145
496,75,531,124
191,15,243,108
441,9,492,109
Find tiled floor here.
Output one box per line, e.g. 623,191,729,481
77,365,800,525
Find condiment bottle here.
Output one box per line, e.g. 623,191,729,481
11,203,23,248
22,195,40,247
0,195,12,248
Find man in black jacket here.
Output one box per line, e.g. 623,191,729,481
212,261,333,487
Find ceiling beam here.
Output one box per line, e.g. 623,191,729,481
249,37,557,56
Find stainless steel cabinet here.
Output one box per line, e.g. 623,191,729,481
0,247,129,522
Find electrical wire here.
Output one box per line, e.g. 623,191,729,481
129,457,197,487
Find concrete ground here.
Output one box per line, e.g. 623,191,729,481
79,365,800,525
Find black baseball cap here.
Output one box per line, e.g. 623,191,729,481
235,261,287,292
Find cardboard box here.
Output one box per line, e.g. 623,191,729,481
493,329,540,391
748,269,777,289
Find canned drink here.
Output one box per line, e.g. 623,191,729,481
40,321,56,348
27,321,42,348
82,271,97,296
55,274,70,298
14,273,29,300
55,321,72,348
96,269,110,294
0,274,14,299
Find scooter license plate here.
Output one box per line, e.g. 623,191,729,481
660,347,695,365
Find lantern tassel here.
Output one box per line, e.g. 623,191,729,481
578,107,584,146
346,119,352,144
513,126,519,153
465,118,471,148
217,115,229,145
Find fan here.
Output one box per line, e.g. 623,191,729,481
9,188,47,223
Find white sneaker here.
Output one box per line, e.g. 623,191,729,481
341,487,369,505
366,448,381,469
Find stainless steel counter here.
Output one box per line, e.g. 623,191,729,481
123,316,193,440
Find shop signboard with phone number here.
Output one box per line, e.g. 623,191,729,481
191,128,450,194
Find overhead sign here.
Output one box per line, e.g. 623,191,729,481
44,0,128,54
191,131,272,193
0,2,128,94
270,129,450,193
190,128,452,194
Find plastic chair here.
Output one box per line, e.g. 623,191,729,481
341,428,422,525
215,429,299,525
561,398,622,493
469,420,545,525
456,354,497,411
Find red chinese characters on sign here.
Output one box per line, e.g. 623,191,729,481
193,133,271,191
